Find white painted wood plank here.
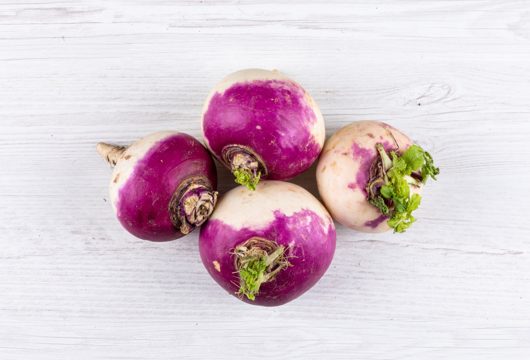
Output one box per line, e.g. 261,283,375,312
1,0,530,359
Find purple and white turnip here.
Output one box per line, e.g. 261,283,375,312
199,181,336,306
202,69,325,190
97,131,218,241
317,121,439,233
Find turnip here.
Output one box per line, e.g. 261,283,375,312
202,69,325,190
97,131,218,241
199,181,336,306
316,121,439,233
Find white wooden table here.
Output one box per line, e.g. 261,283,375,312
2,1,530,359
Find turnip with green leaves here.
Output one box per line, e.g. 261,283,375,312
97,131,218,241
316,121,439,233
199,181,336,306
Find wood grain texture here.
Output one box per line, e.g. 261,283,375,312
1,0,530,359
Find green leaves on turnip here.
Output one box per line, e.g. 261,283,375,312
367,143,439,233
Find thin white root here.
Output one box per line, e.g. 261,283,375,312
96,142,127,167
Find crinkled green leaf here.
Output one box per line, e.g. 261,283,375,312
421,151,440,182
391,152,407,173
238,256,267,301
369,196,390,215
380,185,394,199
408,193,421,212
401,144,425,174
233,168,261,191
368,143,439,233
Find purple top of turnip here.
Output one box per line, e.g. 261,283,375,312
202,69,325,190
199,181,336,306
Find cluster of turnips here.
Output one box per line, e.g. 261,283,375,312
97,68,439,306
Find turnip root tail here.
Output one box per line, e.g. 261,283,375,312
96,142,127,167
233,237,291,300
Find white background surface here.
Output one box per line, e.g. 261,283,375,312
1,1,530,359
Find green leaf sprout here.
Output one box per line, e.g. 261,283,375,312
367,143,439,232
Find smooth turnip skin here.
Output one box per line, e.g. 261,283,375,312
317,121,421,233
199,181,336,306
202,69,325,189
97,131,217,241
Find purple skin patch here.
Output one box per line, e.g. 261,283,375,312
117,133,217,241
199,209,336,306
364,214,388,228
352,143,375,196
347,182,357,190
203,79,322,180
